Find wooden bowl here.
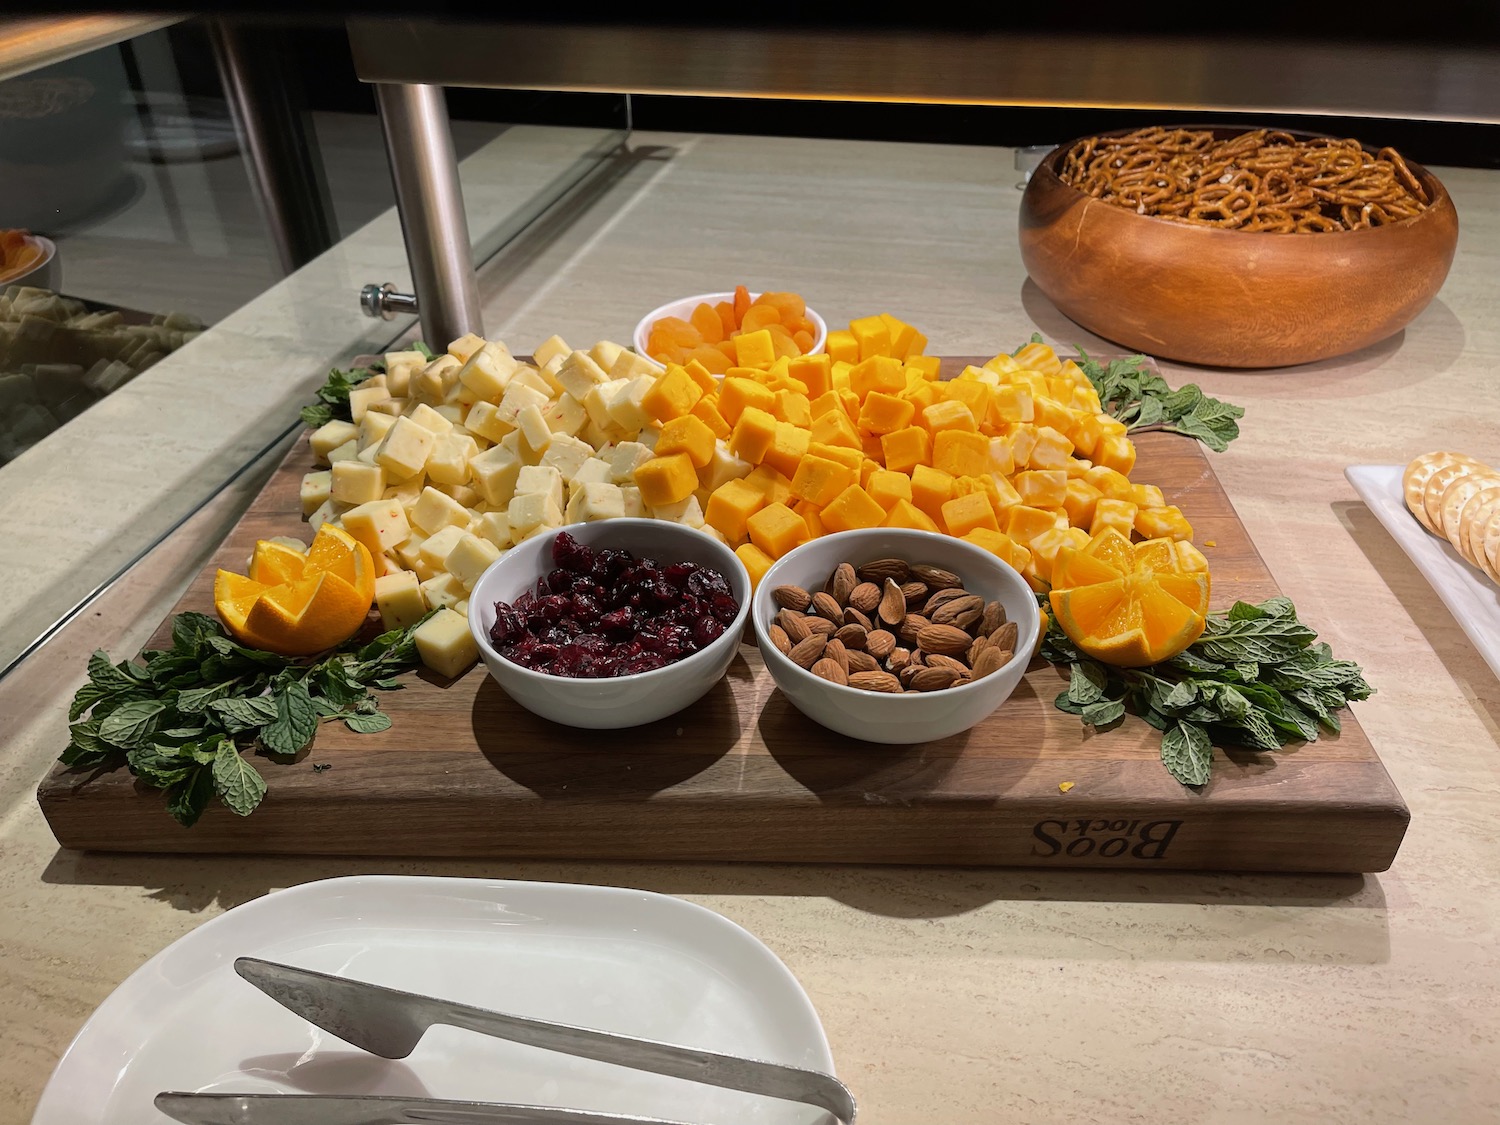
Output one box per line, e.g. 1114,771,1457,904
1018,128,1460,368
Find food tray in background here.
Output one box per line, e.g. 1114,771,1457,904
37,360,1409,873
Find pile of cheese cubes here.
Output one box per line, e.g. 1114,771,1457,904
629,320,1193,591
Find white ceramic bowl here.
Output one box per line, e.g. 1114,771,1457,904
0,233,58,291
632,290,827,369
467,520,751,729
752,529,1040,744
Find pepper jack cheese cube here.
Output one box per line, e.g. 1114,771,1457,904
556,351,608,401
608,349,659,382
306,498,341,531
418,573,468,616
447,333,486,363
405,486,467,536
300,470,332,516
652,494,704,528
493,380,549,427
515,403,554,452
533,334,570,369
565,481,626,523
508,490,563,533
464,400,513,444
515,464,565,511
407,402,454,436
374,570,428,631
445,532,502,590
347,383,387,423
375,416,437,481
327,438,360,465
633,453,698,507
619,485,645,517
605,375,655,432
419,525,468,571
457,345,519,402
331,460,385,505
538,435,593,482
609,441,655,483
472,510,512,549
701,444,753,492
310,420,359,462
591,340,627,372
469,443,524,508
542,394,587,437
342,498,413,557
569,457,613,489
424,433,478,487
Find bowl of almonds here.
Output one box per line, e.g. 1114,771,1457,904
752,529,1040,743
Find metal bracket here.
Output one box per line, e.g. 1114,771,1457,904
360,282,419,321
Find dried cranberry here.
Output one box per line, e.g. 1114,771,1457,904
552,531,594,574
665,562,696,588
693,617,726,647
710,594,740,624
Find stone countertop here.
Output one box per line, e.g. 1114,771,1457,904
3,131,1499,1124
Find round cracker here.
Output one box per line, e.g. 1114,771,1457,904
1404,452,1481,531
1440,472,1500,552
1457,485,1500,570
1423,461,1482,533
1482,505,1500,584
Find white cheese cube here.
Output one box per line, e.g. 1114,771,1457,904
425,432,478,486
608,349,660,382
651,495,704,528
698,523,729,546
556,351,608,401
342,498,412,555
701,444,753,491
542,394,587,437
307,497,344,530
435,403,465,425
411,486,473,536
327,438,360,465
469,442,523,507
516,403,553,452
457,345,518,402
395,532,427,571
565,481,625,523
464,399,514,444
310,420,358,462
533,334,570,368
347,384,387,423
454,598,470,617
419,573,466,614
637,424,662,450
619,485,644,518
383,350,427,393
495,380,551,426
515,464,565,511
367,396,406,417
609,441,656,483
300,470,332,516
508,491,563,533
447,332,487,363
538,435,593,482
359,410,397,449
445,532,502,590
581,418,620,450
535,355,566,396
583,378,628,429
374,570,429,631
605,376,655,433
508,366,552,398
357,443,381,466
569,457,613,489
383,478,425,510
331,460,385,505
376,415,437,481
438,483,482,510
413,607,478,678
590,340,627,371
473,510,513,550
419,525,468,571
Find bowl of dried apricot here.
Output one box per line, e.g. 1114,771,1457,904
634,287,826,373
752,528,1039,744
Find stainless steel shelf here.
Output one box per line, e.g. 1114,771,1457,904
0,15,181,84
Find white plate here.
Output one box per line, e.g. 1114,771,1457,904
32,876,835,1125
1347,464,1500,680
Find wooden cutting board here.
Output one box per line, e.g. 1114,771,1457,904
37,360,1409,872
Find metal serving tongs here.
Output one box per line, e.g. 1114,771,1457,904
154,957,856,1125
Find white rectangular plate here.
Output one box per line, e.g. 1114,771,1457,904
1347,463,1500,680
32,876,835,1125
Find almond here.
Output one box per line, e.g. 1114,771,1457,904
768,624,792,656
912,563,962,590
887,647,912,672
835,623,868,650
916,623,973,656
811,657,848,685
923,587,973,615
865,629,896,659
930,594,984,627
811,592,843,622
990,621,1019,652
848,670,903,693
925,653,970,675
846,649,881,674
789,634,827,669
805,616,837,637
968,635,993,665
848,582,882,614
842,606,874,631
898,663,924,688
780,610,811,643
980,601,1006,636
897,613,930,645
899,580,930,608
878,579,906,627
772,585,812,612
828,563,857,607
972,646,1007,679
910,666,959,692
825,637,850,674
857,558,910,584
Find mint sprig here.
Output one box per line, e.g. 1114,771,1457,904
1041,597,1374,786
60,610,434,826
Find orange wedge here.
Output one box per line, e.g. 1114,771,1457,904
215,526,374,655
1049,528,1211,667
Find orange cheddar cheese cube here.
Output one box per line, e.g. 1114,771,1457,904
990,472,1023,512
821,484,886,533
849,315,891,361
921,399,978,435
633,453,698,507
1013,341,1063,376
858,458,880,487
1062,478,1103,528
792,498,827,538
961,527,1023,569
941,492,999,537
933,430,989,478
706,478,767,543
857,391,915,435
761,422,811,479
882,498,940,532
683,359,718,394
838,389,861,419
747,502,810,559
944,378,992,421
1085,465,1133,500
811,408,861,450
1004,504,1058,546
901,380,941,412
719,377,776,425
989,385,1034,426
774,389,812,428
848,355,904,398
1090,498,1138,538
824,329,859,364
728,406,778,464
641,366,703,422
655,414,717,468
808,441,864,473
744,464,793,505
1135,504,1194,541
911,463,955,524
690,397,732,439
1027,526,1090,584
735,328,777,370
736,543,775,590
1013,469,1068,509
1093,433,1137,476
860,430,885,464
880,426,931,474
1028,425,1075,470
1129,483,1165,509
808,390,846,421
867,469,912,511
904,353,939,378
788,353,832,398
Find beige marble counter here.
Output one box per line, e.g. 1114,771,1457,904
3,131,1500,1124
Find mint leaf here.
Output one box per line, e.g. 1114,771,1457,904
261,681,318,757
166,765,215,827
1161,722,1213,786
209,695,279,733
98,700,167,749
1082,699,1126,727
343,711,392,734
177,680,241,714
413,340,436,360
212,741,268,816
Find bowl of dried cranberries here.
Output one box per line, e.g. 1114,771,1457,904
467,521,751,728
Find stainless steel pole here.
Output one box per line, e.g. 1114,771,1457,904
372,82,482,348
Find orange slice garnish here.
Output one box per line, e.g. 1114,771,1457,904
215,527,374,655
